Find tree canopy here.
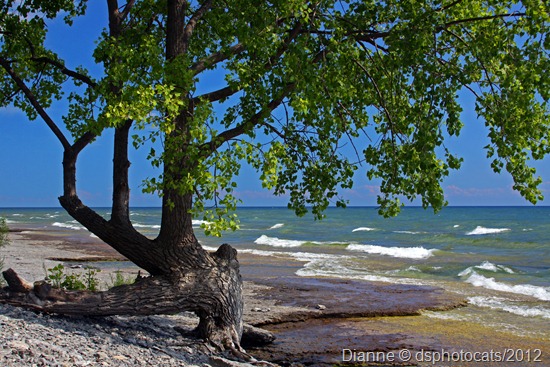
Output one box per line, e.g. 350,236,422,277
1,0,549,233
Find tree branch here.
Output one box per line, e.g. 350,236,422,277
190,43,245,74
441,12,527,30
30,56,96,87
0,57,71,150
200,82,296,157
194,85,239,104
192,22,303,103
119,0,137,22
182,0,214,54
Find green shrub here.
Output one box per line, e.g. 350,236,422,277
0,217,8,248
45,264,101,291
109,270,135,288
0,217,9,287
84,267,100,291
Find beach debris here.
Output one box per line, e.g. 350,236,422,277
316,304,326,310
251,307,271,312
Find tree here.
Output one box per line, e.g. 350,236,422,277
1,0,549,354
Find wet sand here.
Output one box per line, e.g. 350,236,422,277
2,230,549,366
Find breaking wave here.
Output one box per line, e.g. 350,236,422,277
346,244,435,259
466,226,510,235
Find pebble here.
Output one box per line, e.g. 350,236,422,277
0,303,264,367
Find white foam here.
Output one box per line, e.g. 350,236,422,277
133,223,161,229
296,261,424,285
453,224,460,228
192,220,211,226
289,252,346,262
466,226,510,235
476,261,515,274
346,244,435,259
393,230,422,234
464,272,550,301
52,222,85,231
202,245,218,252
5,219,17,224
269,223,285,229
239,249,279,257
458,262,515,277
352,227,376,232
239,248,425,286
254,235,304,247
468,296,550,319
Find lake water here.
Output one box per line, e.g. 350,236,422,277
2,206,549,336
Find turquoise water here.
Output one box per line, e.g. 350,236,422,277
2,206,550,326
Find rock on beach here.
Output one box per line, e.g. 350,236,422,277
0,302,214,367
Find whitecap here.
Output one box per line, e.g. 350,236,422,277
239,249,279,257
133,223,161,229
202,245,218,252
468,296,550,319
457,267,474,277
254,235,304,248
5,219,17,224
476,261,515,274
269,223,284,230
352,227,376,232
52,222,85,231
453,224,460,228
466,226,510,235
459,262,515,276
192,220,212,226
346,244,435,259
393,230,423,235
464,272,550,301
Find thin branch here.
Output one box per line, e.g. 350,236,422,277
192,21,303,102
436,0,465,12
0,57,71,150
30,56,96,87
182,0,214,51
200,82,296,157
119,0,136,21
441,12,526,30
190,43,245,75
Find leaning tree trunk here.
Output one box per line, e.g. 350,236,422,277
1,120,247,355
1,0,248,356
1,243,244,353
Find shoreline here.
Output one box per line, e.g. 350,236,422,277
2,230,549,366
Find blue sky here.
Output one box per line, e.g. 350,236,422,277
1,2,549,208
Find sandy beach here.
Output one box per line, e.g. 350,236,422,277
2,230,549,366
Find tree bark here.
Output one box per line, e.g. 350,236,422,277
111,121,132,226
1,0,247,354
1,243,244,351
